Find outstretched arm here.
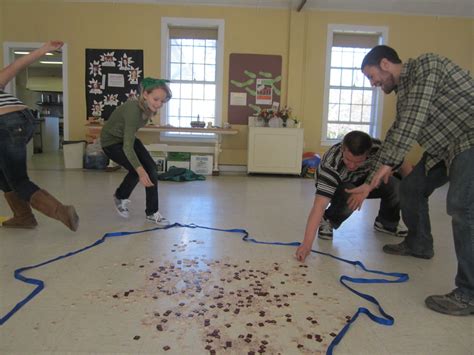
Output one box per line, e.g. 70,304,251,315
295,195,330,262
0,40,63,89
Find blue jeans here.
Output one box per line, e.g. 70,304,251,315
400,149,474,296
0,109,40,200
325,176,402,229
102,139,159,216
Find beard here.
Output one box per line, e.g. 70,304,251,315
381,72,396,94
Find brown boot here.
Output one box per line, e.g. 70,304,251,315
3,191,38,229
30,189,79,231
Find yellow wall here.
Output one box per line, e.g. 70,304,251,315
1,1,472,166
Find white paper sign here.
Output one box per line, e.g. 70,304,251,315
230,92,247,106
108,73,125,88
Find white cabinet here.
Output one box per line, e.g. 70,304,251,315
247,127,304,174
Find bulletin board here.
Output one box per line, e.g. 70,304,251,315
85,48,144,120
228,53,282,125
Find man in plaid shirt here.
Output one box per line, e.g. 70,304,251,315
348,45,473,316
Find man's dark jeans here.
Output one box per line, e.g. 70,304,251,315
325,176,402,229
102,138,159,216
0,109,39,200
400,149,474,297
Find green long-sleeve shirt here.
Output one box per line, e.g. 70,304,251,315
100,100,148,169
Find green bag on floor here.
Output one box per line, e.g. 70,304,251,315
158,167,206,182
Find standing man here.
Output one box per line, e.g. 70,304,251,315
348,45,473,316
296,130,410,262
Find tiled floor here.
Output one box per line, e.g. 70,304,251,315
0,153,472,354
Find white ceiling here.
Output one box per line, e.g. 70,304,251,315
70,0,474,18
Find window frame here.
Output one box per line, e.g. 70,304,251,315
321,24,388,146
160,17,225,143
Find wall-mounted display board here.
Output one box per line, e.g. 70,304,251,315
85,48,144,120
228,53,282,125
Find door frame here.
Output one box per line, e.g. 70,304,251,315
3,41,70,140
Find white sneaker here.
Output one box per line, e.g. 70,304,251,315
146,211,170,226
318,216,333,240
114,195,130,218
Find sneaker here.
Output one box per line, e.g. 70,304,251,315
146,211,170,226
425,289,474,316
382,241,433,259
318,216,333,240
114,195,130,218
374,218,408,237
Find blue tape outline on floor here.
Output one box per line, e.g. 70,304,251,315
0,222,408,354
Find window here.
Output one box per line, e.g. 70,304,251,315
322,25,388,144
161,18,224,140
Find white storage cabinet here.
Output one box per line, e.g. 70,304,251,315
247,127,304,174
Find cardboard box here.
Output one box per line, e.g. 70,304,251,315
166,160,190,171
190,155,213,175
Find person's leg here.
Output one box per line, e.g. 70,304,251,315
324,182,356,229
102,142,140,200
132,139,159,216
425,147,474,315
384,154,448,258
368,176,407,237
0,110,78,231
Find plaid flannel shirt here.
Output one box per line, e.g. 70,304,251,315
367,53,474,182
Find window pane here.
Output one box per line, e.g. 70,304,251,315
350,105,362,122
182,46,193,63
170,83,180,98
340,89,352,104
353,51,366,69
204,84,216,100
339,104,351,121
180,99,192,116
192,100,205,117
327,123,370,139
362,105,372,122
205,65,215,82
193,46,205,64
331,49,342,67
330,69,341,86
193,64,205,81
169,116,180,127
194,39,206,46
341,69,353,87
329,89,340,103
170,39,181,45
168,100,180,116
341,49,354,68
206,47,216,64
352,90,363,104
362,90,373,105
328,103,339,122
181,84,192,99
192,84,204,99
203,100,215,118
181,63,193,81
170,63,181,80
170,45,181,63
353,70,366,87
182,39,193,46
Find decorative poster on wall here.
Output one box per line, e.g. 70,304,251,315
85,48,144,120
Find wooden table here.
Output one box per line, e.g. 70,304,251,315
85,123,238,174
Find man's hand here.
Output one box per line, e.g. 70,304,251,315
370,165,393,189
295,243,312,262
137,166,154,187
345,183,371,211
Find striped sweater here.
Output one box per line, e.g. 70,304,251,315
0,91,24,108
315,139,382,199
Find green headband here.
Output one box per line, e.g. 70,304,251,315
141,77,170,90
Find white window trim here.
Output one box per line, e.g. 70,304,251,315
321,24,388,146
160,17,225,143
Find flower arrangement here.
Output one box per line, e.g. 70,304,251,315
257,106,298,127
